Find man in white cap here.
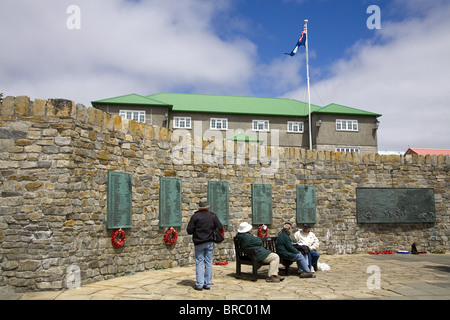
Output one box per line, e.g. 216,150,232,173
187,198,224,290
294,223,320,271
234,222,284,283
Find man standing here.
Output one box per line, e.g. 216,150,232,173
294,223,320,271
187,198,223,291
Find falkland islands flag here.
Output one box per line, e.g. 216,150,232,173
285,23,307,56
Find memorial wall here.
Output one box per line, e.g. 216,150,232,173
1,96,449,292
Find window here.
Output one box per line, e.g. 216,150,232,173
174,117,191,129
336,119,358,131
287,121,304,133
252,120,269,132
210,118,228,130
335,147,360,153
120,110,145,123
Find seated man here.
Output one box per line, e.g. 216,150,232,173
276,223,315,278
294,223,320,271
234,222,284,283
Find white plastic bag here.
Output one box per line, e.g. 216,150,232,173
317,262,330,271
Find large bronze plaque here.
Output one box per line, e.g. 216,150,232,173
208,181,229,225
252,184,272,225
356,188,435,223
296,185,316,224
159,177,182,227
106,171,132,229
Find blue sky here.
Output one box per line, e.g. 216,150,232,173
1,0,449,151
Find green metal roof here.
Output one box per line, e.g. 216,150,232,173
312,103,381,117
91,93,171,107
146,92,322,117
91,93,381,118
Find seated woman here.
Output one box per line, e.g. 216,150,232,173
276,223,315,278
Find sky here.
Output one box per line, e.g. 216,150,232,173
1,0,449,152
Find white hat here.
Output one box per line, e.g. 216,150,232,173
238,222,252,233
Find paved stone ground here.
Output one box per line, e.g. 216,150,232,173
4,254,450,300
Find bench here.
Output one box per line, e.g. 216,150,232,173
234,236,293,281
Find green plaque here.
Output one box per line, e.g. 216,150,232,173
252,184,272,225
296,185,316,224
208,181,229,225
159,177,182,227
356,188,436,223
107,171,132,229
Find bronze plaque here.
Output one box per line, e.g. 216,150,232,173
252,184,272,225
159,177,182,227
107,171,132,229
356,188,435,223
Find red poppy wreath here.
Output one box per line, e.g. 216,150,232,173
111,229,126,248
164,227,178,245
257,225,268,238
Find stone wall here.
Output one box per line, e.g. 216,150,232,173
1,96,449,292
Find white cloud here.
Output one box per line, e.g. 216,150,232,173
284,1,450,151
0,0,257,105
2,0,448,153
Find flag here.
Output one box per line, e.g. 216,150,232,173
285,22,307,56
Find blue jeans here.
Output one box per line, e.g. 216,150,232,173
308,250,320,269
291,253,311,273
194,242,214,289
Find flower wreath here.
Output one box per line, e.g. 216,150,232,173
111,229,126,248
369,250,395,255
164,227,178,245
257,225,268,238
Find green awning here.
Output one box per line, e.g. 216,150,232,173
227,133,263,143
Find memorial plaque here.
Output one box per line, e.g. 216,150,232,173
296,185,316,224
159,177,182,227
107,171,132,229
252,184,272,225
356,188,435,223
208,181,229,225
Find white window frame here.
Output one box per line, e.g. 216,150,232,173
252,120,269,132
119,110,146,123
173,117,191,129
210,118,228,130
336,119,358,131
335,147,360,153
287,121,304,133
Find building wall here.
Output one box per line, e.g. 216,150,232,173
94,104,169,128
169,112,309,147
96,104,379,151
312,114,379,154
1,96,448,292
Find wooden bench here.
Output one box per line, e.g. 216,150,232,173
234,236,293,281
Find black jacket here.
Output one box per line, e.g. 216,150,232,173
187,210,223,245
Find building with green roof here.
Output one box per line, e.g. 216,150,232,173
92,93,381,154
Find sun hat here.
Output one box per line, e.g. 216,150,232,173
238,222,252,233
198,198,210,210
283,223,293,233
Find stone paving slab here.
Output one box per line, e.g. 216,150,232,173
9,254,450,301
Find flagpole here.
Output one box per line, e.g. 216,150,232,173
304,19,312,150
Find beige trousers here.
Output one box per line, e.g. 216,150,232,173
262,253,280,276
